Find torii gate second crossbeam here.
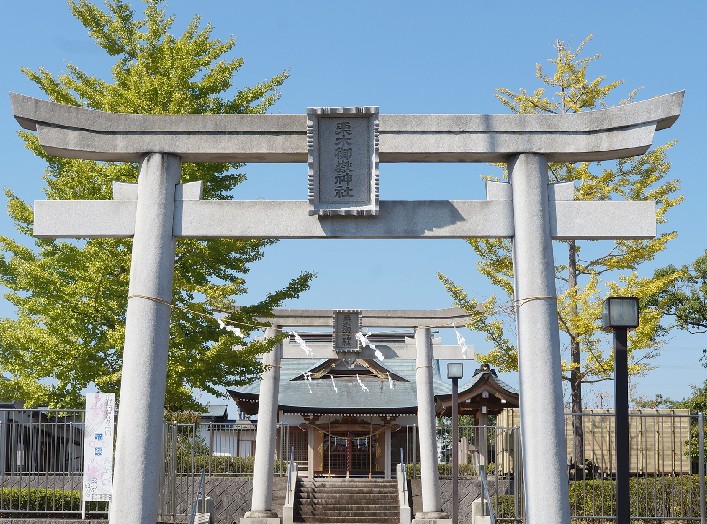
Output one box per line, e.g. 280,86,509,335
10,91,683,524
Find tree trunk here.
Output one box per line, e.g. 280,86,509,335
568,240,585,479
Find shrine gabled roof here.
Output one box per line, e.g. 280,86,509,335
435,365,520,416
227,358,506,415
200,404,229,421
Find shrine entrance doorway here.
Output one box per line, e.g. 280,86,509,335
323,431,379,478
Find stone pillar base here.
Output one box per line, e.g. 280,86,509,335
412,511,452,524
471,498,492,523
240,510,281,524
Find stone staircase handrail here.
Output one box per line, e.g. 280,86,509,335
397,463,412,524
282,452,298,524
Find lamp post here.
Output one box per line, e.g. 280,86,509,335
447,362,464,524
602,297,639,524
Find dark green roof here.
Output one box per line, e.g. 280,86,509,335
228,358,517,415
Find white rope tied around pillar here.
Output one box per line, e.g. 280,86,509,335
356,374,369,392
291,331,313,356
355,331,384,360
330,374,338,393
127,294,273,332
515,295,557,307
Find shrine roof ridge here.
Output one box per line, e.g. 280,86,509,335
10,91,684,163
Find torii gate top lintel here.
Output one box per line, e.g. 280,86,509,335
10,91,684,163
258,307,475,360
258,306,473,328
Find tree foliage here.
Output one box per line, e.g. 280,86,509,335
650,250,707,366
635,379,707,413
0,0,313,410
439,35,682,405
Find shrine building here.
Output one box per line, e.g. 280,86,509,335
228,330,519,479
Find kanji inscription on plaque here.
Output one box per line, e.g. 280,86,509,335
307,107,379,216
333,309,362,351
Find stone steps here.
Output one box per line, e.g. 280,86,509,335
296,516,398,522
294,479,399,524
298,499,398,505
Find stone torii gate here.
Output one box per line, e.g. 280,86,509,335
248,307,474,524
10,91,683,524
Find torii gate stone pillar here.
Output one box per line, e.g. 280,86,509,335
10,91,683,524
246,327,282,521
114,153,181,523
415,327,446,519
510,153,569,519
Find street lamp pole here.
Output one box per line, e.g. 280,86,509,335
614,325,630,524
602,296,639,524
447,363,464,524
452,376,459,524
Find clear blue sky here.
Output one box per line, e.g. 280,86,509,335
0,1,705,407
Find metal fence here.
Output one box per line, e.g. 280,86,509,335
0,408,94,517
561,412,706,522
436,413,706,522
0,408,704,522
158,421,296,521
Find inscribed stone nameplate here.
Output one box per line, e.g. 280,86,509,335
333,309,361,352
307,107,379,216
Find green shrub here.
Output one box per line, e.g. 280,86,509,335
485,462,496,475
569,476,704,518
181,454,289,475
491,494,516,518
405,462,478,478
630,475,703,518
187,454,255,474
437,462,477,478
490,476,704,520
0,487,108,518
569,480,615,516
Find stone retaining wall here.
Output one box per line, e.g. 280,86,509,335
2,476,508,524
156,476,287,523
411,478,513,524
0,520,105,524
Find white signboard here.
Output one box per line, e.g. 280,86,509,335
82,392,115,505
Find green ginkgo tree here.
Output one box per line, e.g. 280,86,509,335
0,0,313,410
439,36,683,471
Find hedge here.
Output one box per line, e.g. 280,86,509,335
492,475,705,519
181,455,289,475
570,476,704,518
0,487,107,518
406,462,478,478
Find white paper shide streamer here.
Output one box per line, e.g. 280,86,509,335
217,318,243,337
454,326,471,359
356,332,384,360
291,331,313,356
330,374,338,393
303,371,313,394
387,372,394,389
356,374,369,392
